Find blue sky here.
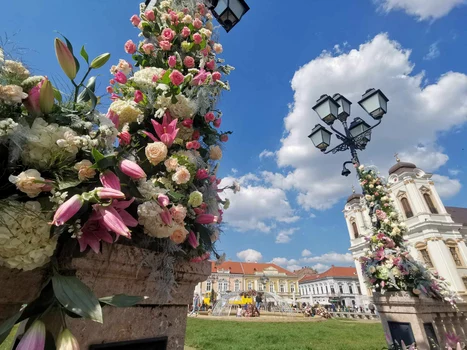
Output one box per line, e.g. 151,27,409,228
2,0,467,272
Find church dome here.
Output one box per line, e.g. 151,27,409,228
388,162,416,175
346,193,363,203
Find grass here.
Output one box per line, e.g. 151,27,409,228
185,318,386,350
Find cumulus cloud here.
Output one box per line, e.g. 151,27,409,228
269,33,466,210
270,252,354,272
275,228,298,244
311,263,330,272
237,249,263,262
375,0,466,20
424,42,440,61
300,252,354,264
448,169,461,176
259,150,275,159
302,249,312,257
431,175,462,198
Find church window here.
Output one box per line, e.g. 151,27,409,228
446,241,463,267
352,221,359,239
419,249,433,268
423,193,438,214
400,197,413,218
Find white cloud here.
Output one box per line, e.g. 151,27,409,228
270,257,300,271
259,150,275,159
237,249,263,262
375,0,466,20
231,168,238,174
302,249,312,257
311,263,330,272
424,42,440,61
270,33,467,211
220,175,297,232
431,174,462,198
300,252,354,264
275,228,298,244
448,169,461,176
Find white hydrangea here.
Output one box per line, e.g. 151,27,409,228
137,179,167,200
156,94,195,119
0,118,18,138
0,201,57,271
133,67,165,89
109,100,143,126
137,201,172,238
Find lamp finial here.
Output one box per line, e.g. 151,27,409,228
394,153,400,163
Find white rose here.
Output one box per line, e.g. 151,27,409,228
164,157,179,172
145,142,167,165
9,169,45,198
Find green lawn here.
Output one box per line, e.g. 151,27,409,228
185,318,386,350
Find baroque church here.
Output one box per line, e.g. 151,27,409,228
344,159,467,307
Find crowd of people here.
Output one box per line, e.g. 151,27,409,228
236,304,261,318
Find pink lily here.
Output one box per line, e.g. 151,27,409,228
157,194,170,207
188,231,199,249
119,159,146,179
143,113,179,147
107,109,119,128
112,198,138,227
51,194,84,226
79,212,113,253
195,214,218,224
17,320,46,350
96,187,125,199
160,208,173,225
100,170,121,190
192,69,210,86
95,204,131,238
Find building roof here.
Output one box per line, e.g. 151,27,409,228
388,161,416,175
299,266,357,283
446,207,467,226
211,261,296,276
346,193,363,204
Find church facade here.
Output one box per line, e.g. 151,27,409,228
344,160,467,308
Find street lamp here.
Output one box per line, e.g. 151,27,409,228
308,89,389,176
145,0,250,32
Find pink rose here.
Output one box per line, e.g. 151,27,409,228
186,141,200,150
124,40,137,54
183,56,195,68
106,86,113,93
134,90,143,103
162,28,175,41
159,40,172,51
169,11,178,23
169,70,184,86
196,169,209,180
142,43,155,54
182,119,193,128
204,112,215,122
181,26,191,38
192,130,200,140
201,48,209,56
213,118,221,128
193,33,202,45
220,134,229,142
212,71,221,81
114,71,127,84
130,15,141,26
206,60,215,71
168,55,177,68
109,79,115,85
144,10,155,21
193,18,203,29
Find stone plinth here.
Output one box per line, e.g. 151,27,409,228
0,243,211,350
373,291,467,348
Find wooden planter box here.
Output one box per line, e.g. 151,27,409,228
0,243,210,349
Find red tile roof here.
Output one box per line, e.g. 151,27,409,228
299,266,357,283
211,261,295,276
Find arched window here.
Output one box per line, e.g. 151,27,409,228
219,279,228,292
423,193,438,214
400,197,414,218
234,280,240,291
352,222,359,238
446,240,463,267
415,242,433,268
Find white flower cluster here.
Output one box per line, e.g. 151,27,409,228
109,99,143,126
2,60,30,80
133,67,165,89
137,179,167,200
49,190,69,206
156,94,195,119
137,201,172,238
0,118,18,138
0,201,57,271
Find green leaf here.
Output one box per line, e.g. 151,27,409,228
168,191,183,201
58,179,82,190
96,156,117,170
80,45,89,64
77,76,97,103
99,294,145,307
52,275,103,323
91,148,105,162
53,88,62,103
0,309,23,344
161,70,171,84
84,85,98,110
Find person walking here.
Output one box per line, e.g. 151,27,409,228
189,293,201,316
255,293,263,310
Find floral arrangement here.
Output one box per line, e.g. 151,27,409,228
385,331,464,350
356,165,457,305
0,0,237,346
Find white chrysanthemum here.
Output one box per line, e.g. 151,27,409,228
175,150,202,165
137,201,172,238
137,179,167,200
156,94,195,119
3,60,30,80
21,118,79,169
109,100,142,127
0,201,57,271
133,67,165,89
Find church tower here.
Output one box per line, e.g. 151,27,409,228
345,159,467,296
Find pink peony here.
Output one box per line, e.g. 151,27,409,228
186,141,200,150
213,118,221,128
159,40,172,51
168,55,177,68
169,70,184,86
114,71,127,84
212,71,221,81
181,26,191,38
144,10,155,21
193,33,203,45
130,15,141,26
142,43,155,54
220,134,229,142
204,111,215,122
134,90,143,103
124,40,137,54
162,28,175,41
193,18,203,29
183,56,195,68
206,60,216,71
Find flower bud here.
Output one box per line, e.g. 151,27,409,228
16,320,46,350
118,159,146,179
96,187,125,199
39,77,54,114
56,328,80,350
51,194,84,226
188,231,199,249
90,53,111,69
55,38,77,80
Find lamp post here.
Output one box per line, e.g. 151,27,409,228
308,89,389,177
145,0,250,32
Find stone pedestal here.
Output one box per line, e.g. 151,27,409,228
373,291,467,348
0,243,211,350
